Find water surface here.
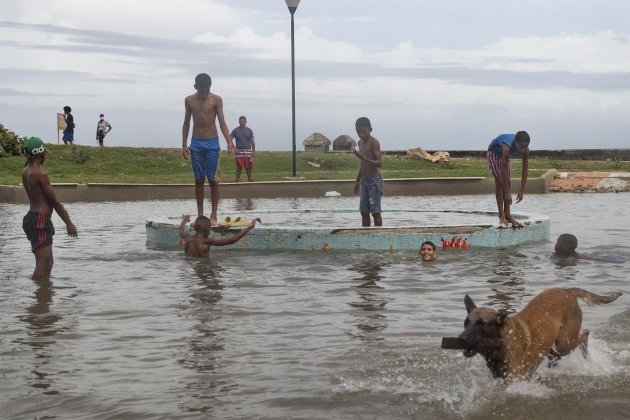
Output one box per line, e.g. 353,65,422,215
1,193,628,419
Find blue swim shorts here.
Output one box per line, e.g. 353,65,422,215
189,137,220,181
62,132,74,143
359,173,383,214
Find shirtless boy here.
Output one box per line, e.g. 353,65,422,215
182,73,235,225
178,215,260,257
353,117,383,227
21,137,78,281
486,131,530,226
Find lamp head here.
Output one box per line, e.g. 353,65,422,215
285,0,300,13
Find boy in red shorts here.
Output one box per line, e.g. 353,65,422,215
22,137,78,281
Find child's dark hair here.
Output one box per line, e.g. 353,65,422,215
557,233,578,251
515,131,530,144
195,73,212,87
420,240,436,251
63,106,71,112
194,215,212,232
355,117,371,128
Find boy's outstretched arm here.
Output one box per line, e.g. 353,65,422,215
179,214,191,241
40,172,77,237
208,218,261,246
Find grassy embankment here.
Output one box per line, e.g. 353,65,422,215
1,144,629,185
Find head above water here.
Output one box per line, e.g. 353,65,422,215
193,215,212,234
419,240,437,261
555,233,578,256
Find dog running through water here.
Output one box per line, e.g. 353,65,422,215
457,288,622,380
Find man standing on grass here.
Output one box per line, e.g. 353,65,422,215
182,73,235,225
230,116,256,182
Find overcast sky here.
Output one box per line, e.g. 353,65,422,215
1,0,629,151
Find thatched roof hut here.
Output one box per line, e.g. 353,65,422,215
332,135,357,151
303,132,331,152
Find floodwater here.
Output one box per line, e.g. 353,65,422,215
1,193,628,420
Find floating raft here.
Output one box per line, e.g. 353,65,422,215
146,209,550,251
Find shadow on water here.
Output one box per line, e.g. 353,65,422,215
16,280,62,396
347,258,390,341
177,259,232,414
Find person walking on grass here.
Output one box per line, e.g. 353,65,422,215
62,106,75,144
230,116,256,182
96,114,112,147
353,117,383,227
22,137,78,281
182,73,235,225
486,131,530,227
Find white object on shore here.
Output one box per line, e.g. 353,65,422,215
324,191,341,197
559,172,568,179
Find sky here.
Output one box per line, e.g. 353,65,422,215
1,0,629,151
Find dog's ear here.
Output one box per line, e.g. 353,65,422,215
497,309,511,324
464,295,477,313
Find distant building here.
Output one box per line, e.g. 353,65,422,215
303,132,331,152
332,135,357,151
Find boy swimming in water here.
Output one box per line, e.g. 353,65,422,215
486,131,530,226
419,240,437,262
178,214,260,257
554,233,592,260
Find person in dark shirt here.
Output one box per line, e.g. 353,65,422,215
62,105,75,144
230,116,256,182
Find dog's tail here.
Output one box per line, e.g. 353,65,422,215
569,288,622,307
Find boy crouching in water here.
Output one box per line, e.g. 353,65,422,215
22,137,78,281
179,215,260,257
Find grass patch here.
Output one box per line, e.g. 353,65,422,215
1,145,628,185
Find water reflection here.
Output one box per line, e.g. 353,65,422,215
17,280,61,395
177,260,230,414
347,259,389,341
486,250,527,310
235,198,254,212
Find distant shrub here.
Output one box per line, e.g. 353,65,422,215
71,145,91,164
0,124,25,157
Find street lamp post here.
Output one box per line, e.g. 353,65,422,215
285,0,300,177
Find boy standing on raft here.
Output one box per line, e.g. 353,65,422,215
486,131,530,226
353,117,383,227
182,73,235,225
21,137,78,281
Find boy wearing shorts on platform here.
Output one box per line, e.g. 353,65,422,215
353,117,383,227
182,73,235,225
22,137,78,281
486,131,530,226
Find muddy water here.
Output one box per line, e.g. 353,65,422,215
0,193,628,419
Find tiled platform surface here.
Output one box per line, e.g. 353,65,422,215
146,209,550,252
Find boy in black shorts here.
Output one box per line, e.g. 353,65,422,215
22,137,78,281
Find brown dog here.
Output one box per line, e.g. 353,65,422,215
457,288,622,380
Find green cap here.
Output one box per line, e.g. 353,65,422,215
23,137,51,158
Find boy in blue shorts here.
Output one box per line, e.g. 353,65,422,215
182,73,235,225
353,117,383,227
486,131,530,226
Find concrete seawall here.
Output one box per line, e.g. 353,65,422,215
0,170,556,203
